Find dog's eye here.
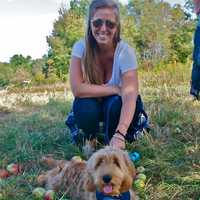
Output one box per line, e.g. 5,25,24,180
95,158,103,169
113,157,121,168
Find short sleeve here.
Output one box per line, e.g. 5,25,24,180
119,46,138,73
71,39,85,58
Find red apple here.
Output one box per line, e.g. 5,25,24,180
44,190,55,200
0,169,10,179
6,163,22,175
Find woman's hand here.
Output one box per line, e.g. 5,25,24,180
110,133,125,149
101,84,121,96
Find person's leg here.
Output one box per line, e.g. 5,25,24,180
103,95,122,143
190,63,200,100
190,25,200,99
73,97,102,140
103,95,145,144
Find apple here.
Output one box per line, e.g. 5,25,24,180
71,156,82,162
0,193,3,200
137,166,145,173
6,163,21,175
133,179,145,190
0,169,10,179
32,187,46,199
136,173,146,181
44,190,55,200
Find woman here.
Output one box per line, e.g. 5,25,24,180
67,0,147,155
190,0,200,100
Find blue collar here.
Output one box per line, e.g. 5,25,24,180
96,190,130,200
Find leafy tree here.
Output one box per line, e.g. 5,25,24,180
127,0,172,66
9,54,32,71
0,62,13,87
169,4,194,63
70,0,90,16
46,3,85,80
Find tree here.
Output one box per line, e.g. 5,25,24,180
9,54,32,71
169,4,194,63
46,2,86,80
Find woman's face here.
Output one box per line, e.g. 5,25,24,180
91,8,118,47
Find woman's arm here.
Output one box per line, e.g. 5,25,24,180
116,69,139,134
110,69,138,149
70,56,120,98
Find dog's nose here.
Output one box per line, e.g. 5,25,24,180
102,175,112,183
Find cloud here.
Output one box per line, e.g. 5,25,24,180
0,14,57,61
0,0,68,16
7,0,16,3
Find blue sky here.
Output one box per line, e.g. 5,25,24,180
0,0,185,62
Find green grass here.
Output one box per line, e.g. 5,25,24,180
0,64,200,200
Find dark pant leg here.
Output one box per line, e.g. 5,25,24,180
191,63,200,98
103,95,122,142
190,25,200,98
103,95,143,143
73,98,102,140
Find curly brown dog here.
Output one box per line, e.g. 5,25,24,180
37,146,137,200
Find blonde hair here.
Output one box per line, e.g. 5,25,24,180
83,0,121,84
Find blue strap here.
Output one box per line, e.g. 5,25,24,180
96,191,130,200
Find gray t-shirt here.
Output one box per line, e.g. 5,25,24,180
71,39,138,86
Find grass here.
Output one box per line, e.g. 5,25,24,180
0,63,200,200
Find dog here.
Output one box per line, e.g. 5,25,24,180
37,146,137,200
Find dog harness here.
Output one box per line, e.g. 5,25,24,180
96,191,130,200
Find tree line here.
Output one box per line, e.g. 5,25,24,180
0,0,196,88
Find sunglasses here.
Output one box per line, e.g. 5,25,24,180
91,18,117,29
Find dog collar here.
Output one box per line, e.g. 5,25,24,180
96,190,130,200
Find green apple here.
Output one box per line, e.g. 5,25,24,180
133,179,145,190
32,187,46,199
71,156,82,162
137,166,145,173
44,190,55,200
136,173,147,181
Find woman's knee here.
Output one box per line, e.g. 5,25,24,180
73,98,101,133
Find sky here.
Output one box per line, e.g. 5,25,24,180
0,0,185,62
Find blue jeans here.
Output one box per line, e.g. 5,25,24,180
72,95,146,143
190,23,200,98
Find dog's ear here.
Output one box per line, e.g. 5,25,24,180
120,153,136,193
83,172,96,192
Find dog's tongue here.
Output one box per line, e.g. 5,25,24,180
103,185,113,194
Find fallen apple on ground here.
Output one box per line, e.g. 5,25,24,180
137,166,145,173
44,190,55,200
133,179,145,190
7,163,22,175
71,156,82,162
0,169,10,179
136,173,147,181
32,187,46,199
